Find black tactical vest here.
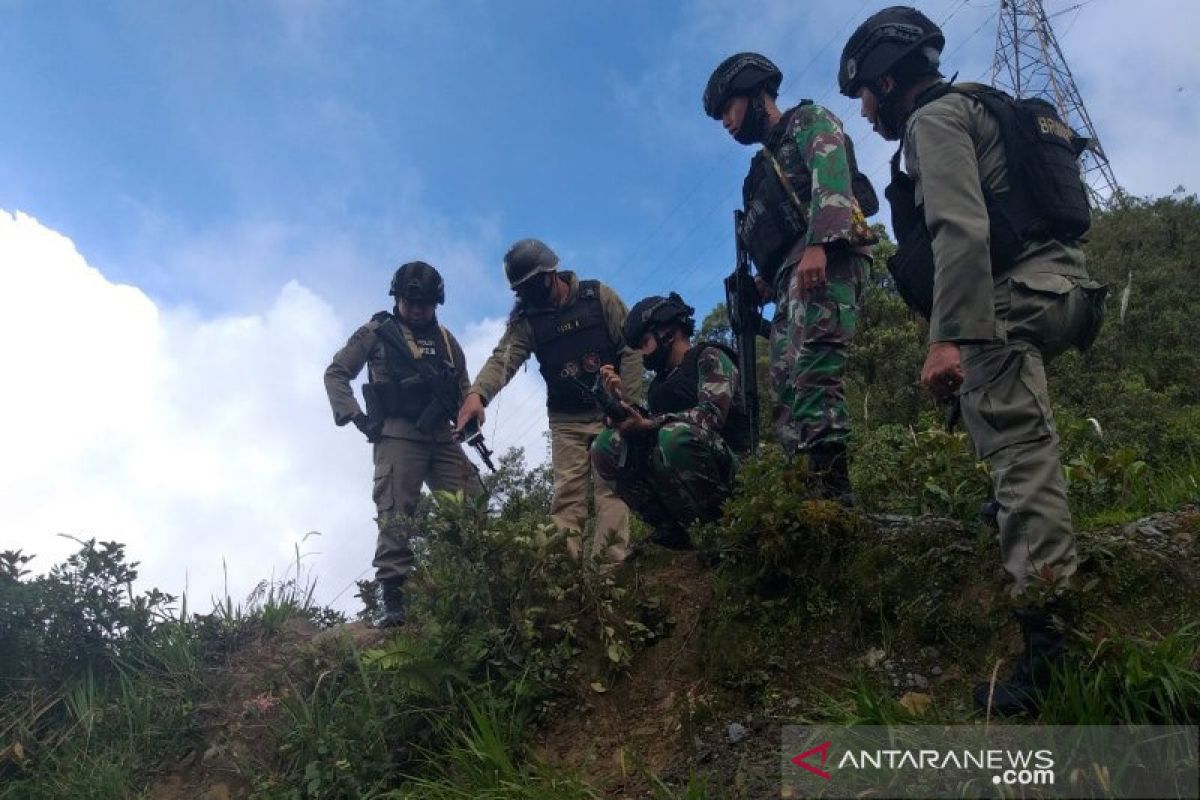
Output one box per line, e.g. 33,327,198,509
647,342,753,455
369,312,458,422
740,102,879,284
522,280,618,413
886,82,1092,318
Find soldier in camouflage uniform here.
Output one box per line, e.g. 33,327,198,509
590,293,753,550
704,53,878,503
324,261,483,627
840,7,1106,715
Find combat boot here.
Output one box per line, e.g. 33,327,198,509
973,609,1068,717
808,442,855,506
649,523,694,550
376,577,408,628
979,498,1001,528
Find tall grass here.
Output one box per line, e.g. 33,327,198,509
1040,622,1200,724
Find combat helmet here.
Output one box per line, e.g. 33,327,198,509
703,52,783,119
838,6,944,98
624,292,696,346
389,260,445,305
503,238,560,289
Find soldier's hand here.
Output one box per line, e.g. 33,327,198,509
754,275,775,303
352,413,384,444
615,403,656,435
921,342,964,400
599,365,625,400
456,392,486,432
792,245,827,301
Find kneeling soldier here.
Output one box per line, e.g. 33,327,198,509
590,293,753,549
324,261,483,627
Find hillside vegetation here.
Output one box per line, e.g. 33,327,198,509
2,194,1198,798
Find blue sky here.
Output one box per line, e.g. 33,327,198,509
5,0,1195,323
2,0,1196,609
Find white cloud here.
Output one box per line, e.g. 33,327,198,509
0,210,547,614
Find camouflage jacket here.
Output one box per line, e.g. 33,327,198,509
767,102,877,254
652,345,739,434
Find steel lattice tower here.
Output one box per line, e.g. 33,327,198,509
991,0,1120,207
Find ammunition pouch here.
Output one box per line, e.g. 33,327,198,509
362,375,441,430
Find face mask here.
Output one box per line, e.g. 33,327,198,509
517,274,553,307
641,330,674,372
734,93,770,145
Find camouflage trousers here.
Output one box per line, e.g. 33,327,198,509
589,420,737,529
769,250,869,455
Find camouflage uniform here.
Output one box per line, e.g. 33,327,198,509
324,315,483,581
590,345,744,529
753,103,877,455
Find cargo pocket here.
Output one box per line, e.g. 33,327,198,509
960,347,1053,460
1073,280,1108,352
372,462,395,513
1006,273,1075,356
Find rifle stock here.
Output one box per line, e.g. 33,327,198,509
725,210,765,451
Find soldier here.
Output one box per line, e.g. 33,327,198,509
839,7,1107,714
455,239,641,563
324,261,483,627
589,293,752,550
703,53,878,503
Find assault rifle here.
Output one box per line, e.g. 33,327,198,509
456,418,496,472
570,374,628,422
372,318,496,472
725,210,767,450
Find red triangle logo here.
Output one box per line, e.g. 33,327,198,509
791,740,832,780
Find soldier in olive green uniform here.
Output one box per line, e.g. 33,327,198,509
456,239,641,563
325,261,483,627
840,7,1106,715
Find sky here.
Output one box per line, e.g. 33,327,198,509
2,0,1196,613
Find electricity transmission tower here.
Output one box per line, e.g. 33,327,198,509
991,0,1120,207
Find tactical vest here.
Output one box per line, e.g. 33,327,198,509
647,342,753,455
522,280,618,413
367,312,458,423
740,102,879,283
886,82,1092,318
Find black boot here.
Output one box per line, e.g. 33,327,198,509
376,577,407,628
648,523,694,551
973,609,1067,716
979,498,1000,528
808,442,855,506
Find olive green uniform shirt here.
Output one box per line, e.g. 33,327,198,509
469,272,643,424
902,88,1091,344
324,315,470,442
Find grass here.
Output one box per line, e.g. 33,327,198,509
380,691,600,800
1076,451,1200,528
1040,622,1200,724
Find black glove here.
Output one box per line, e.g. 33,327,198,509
352,413,384,444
